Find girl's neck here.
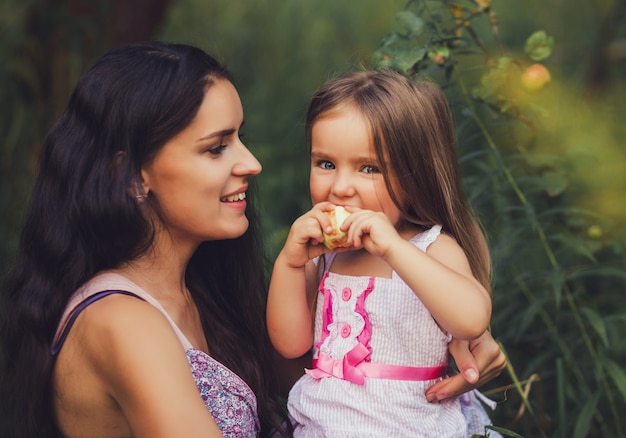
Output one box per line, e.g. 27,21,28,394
330,249,393,278
396,221,426,239
329,224,424,278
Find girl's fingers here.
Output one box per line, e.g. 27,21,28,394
312,202,338,234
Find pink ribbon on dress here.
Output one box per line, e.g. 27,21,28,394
307,343,447,386
307,343,370,385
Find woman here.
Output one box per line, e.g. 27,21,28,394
0,41,504,437
0,41,288,437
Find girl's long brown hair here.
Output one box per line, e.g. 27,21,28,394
306,70,491,291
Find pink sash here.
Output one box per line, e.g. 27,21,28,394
307,343,447,386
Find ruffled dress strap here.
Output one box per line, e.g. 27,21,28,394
410,224,442,252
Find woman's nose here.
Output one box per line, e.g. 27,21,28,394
234,143,262,176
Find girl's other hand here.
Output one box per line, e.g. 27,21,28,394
341,209,403,259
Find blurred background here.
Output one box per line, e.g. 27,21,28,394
1,0,625,436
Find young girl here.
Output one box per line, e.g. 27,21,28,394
267,70,497,437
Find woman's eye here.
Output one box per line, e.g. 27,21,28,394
208,144,227,156
362,164,380,174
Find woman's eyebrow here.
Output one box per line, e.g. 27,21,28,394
196,128,235,142
196,121,245,142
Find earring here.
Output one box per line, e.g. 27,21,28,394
135,194,147,203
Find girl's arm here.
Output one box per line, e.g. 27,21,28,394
391,233,491,339
80,294,223,437
266,204,333,358
345,210,491,340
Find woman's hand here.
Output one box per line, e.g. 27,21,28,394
425,330,506,403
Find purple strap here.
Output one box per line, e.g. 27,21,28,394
51,290,143,356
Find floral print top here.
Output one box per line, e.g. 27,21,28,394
187,348,259,436
53,273,259,437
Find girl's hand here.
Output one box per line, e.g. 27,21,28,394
341,209,404,259
280,202,337,269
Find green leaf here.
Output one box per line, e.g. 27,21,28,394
605,313,626,325
567,266,626,281
550,234,597,264
516,295,547,340
580,307,609,347
397,47,427,72
395,10,424,37
573,391,600,438
524,30,554,61
603,358,626,403
485,425,526,437
557,359,565,437
379,32,399,50
540,170,569,197
472,56,517,102
551,265,562,308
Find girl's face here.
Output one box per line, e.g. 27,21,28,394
309,105,402,226
141,79,261,245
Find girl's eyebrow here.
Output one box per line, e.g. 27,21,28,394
311,150,380,165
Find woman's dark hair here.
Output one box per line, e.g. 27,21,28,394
0,41,289,437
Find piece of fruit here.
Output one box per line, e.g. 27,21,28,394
521,64,551,91
322,206,351,250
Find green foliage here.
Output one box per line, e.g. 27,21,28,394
524,30,553,61
1,1,624,436
0,0,120,279
371,0,626,436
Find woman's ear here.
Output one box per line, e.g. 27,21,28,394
131,179,148,202
116,151,150,199
139,167,151,197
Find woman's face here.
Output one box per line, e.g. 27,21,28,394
141,79,261,245
309,105,403,226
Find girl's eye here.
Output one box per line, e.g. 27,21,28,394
362,164,380,174
317,160,335,170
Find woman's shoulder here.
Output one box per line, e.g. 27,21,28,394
76,290,182,361
54,286,219,437
55,273,164,347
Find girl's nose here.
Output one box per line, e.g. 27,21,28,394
331,171,356,198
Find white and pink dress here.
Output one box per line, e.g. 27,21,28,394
288,226,497,437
